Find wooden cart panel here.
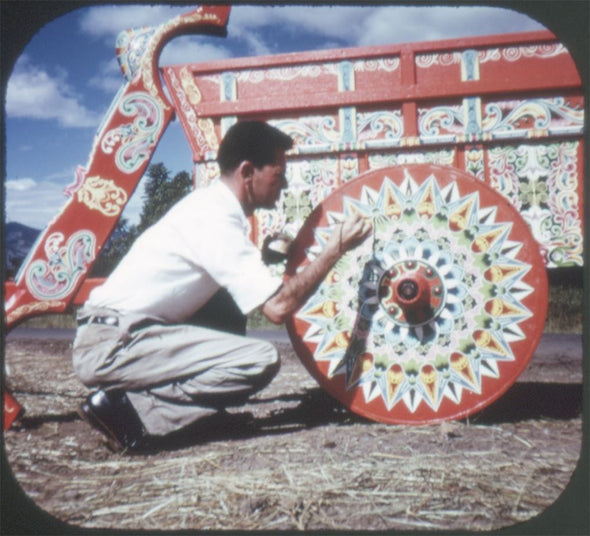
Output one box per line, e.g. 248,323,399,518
163,30,584,268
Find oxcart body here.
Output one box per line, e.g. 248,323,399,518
4,5,584,428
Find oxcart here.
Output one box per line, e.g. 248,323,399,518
4,5,584,429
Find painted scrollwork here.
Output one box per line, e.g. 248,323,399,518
482,98,584,136
25,231,96,301
488,141,582,266
76,175,128,217
180,66,202,105
357,110,404,147
116,26,157,82
416,43,567,69
137,8,224,107
6,300,65,326
101,92,163,174
167,69,219,157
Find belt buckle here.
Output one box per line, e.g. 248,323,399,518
103,316,118,326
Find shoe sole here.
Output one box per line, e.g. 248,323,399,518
77,402,125,452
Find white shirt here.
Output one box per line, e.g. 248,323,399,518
88,180,282,322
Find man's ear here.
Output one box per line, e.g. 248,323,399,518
238,160,255,184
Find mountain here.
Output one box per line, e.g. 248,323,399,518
4,222,41,278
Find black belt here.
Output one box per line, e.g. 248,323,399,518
77,315,119,327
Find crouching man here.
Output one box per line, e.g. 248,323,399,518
73,121,372,452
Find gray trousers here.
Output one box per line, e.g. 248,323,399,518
72,306,279,436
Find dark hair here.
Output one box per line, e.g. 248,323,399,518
217,121,293,175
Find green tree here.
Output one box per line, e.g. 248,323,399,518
90,217,138,277
137,163,192,234
90,163,192,276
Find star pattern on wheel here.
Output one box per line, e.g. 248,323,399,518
296,170,533,414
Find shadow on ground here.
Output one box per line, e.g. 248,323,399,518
153,388,369,452
164,382,584,449
13,382,583,454
471,382,583,424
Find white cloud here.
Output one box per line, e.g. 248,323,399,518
274,5,368,39
160,37,232,65
79,5,233,74
75,4,546,75
79,4,185,41
6,56,101,128
228,5,361,47
230,5,363,37
230,5,545,48
357,6,546,46
89,58,125,94
5,176,72,229
77,4,547,63
5,178,37,191
4,169,144,229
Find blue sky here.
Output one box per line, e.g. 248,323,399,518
4,3,549,230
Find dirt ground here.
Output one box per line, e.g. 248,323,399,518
2,331,586,533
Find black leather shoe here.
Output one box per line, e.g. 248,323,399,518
78,390,150,453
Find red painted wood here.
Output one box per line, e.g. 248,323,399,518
3,389,24,430
286,164,549,424
3,5,231,429
163,29,582,168
4,5,231,332
173,30,561,73
165,61,579,120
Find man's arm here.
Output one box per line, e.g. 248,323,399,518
261,213,372,324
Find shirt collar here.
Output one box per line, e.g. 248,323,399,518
213,179,248,225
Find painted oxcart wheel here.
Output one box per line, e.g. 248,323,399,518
285,164,548,424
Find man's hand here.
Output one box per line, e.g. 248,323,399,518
328,213,373,254
261,212,372,324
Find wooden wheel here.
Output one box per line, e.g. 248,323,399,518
286,164,548,424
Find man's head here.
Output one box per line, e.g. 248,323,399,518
217,121,294,214
217,121,293,176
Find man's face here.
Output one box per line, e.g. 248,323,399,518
250,150,288,210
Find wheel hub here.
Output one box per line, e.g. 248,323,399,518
378,260,445,327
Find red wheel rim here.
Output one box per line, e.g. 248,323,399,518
285,164,548,424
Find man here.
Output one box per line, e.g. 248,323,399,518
73,121,372,452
